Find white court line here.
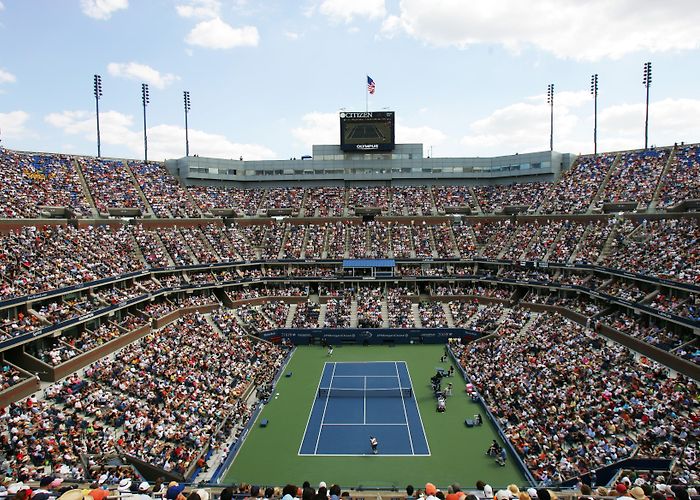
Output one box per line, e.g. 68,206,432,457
332,375,397,377
322,423,408,426
298,361,330,455
395,361,415,455
403,360,431,456
363,375,367,424
313,362,336,454
298,452,430,457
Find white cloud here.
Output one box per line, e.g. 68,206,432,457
318,0,386,23
80,0,128,20
0,2,4,11
0,68,16,84
284,31,300,40
598,98,700,151
176,0,220,19
380,0,700,61
396,122,446,148
186,17,259,49
291,112,339,150
0,110,30,140
460,92,700,156
44,110,275,161
107,62,179,89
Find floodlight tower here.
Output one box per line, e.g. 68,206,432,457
93,74,103,157
591,74,598,156
141,83,150,162
546,83,554,151
643,62,652,149
184,91,191,157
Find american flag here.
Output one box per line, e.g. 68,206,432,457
367,75,375,95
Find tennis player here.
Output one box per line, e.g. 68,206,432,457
370,436,378,454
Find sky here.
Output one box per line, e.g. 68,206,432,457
1,0,700,162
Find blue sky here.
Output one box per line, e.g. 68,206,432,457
1,0,700,161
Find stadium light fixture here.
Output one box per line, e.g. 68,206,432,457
184,91,191,157
590,74,598,156
546,83,554,151
141,83,150,163
643,62,652,149
93,74,103,157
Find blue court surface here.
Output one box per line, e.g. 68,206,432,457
299,361,430,456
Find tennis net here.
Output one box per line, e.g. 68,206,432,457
317,387,412,398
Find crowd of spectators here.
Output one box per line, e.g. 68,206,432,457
281,223,306,259
35,318,141,363
302,224,327,259
447,300,480,328
391,224,413,258
599,280,648,302
412,224,433,258
473,182,549,213
548,222,586,264
1,310,44,343
0,363,26,391
188,185,264,216
236,302,289,331
0,149,92,218
573,219,615,265
418,301,448,327
347,187,388,211
303,187,345,216
540,153,615,214
432,186,478,213
347,225,368,259
390,186,433,215
325,222,346,259
604,311,686,354
356,287,383,328
368,222,391,259
323,290,352,328
0,225,141,300
44,312,288,475
387,288,416,328
597,149,669,208
658,145,700,208
129,162,201,218
79,157,146,214
292,301,321,328
501,223,540,261
0,219,689,294
260,223,285,260
4,144,700,220
453,312,699,483
523,292,602,317
461,302,507,332
451,221,478,259
603,218,699,284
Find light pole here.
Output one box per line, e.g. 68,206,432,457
94,74,103,157
184,91,191,157
591,74,598,156
643,62,652,149
546,83,554,151
141,83,150,162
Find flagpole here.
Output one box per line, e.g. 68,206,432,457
366,75,368,112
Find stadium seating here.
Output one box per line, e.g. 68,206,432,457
0,142,698,489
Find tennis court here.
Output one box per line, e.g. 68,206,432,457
225,345,524,488
299,361,430,456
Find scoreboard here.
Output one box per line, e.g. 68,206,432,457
340,111,395,152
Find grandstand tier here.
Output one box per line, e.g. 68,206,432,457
0,143,697,491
